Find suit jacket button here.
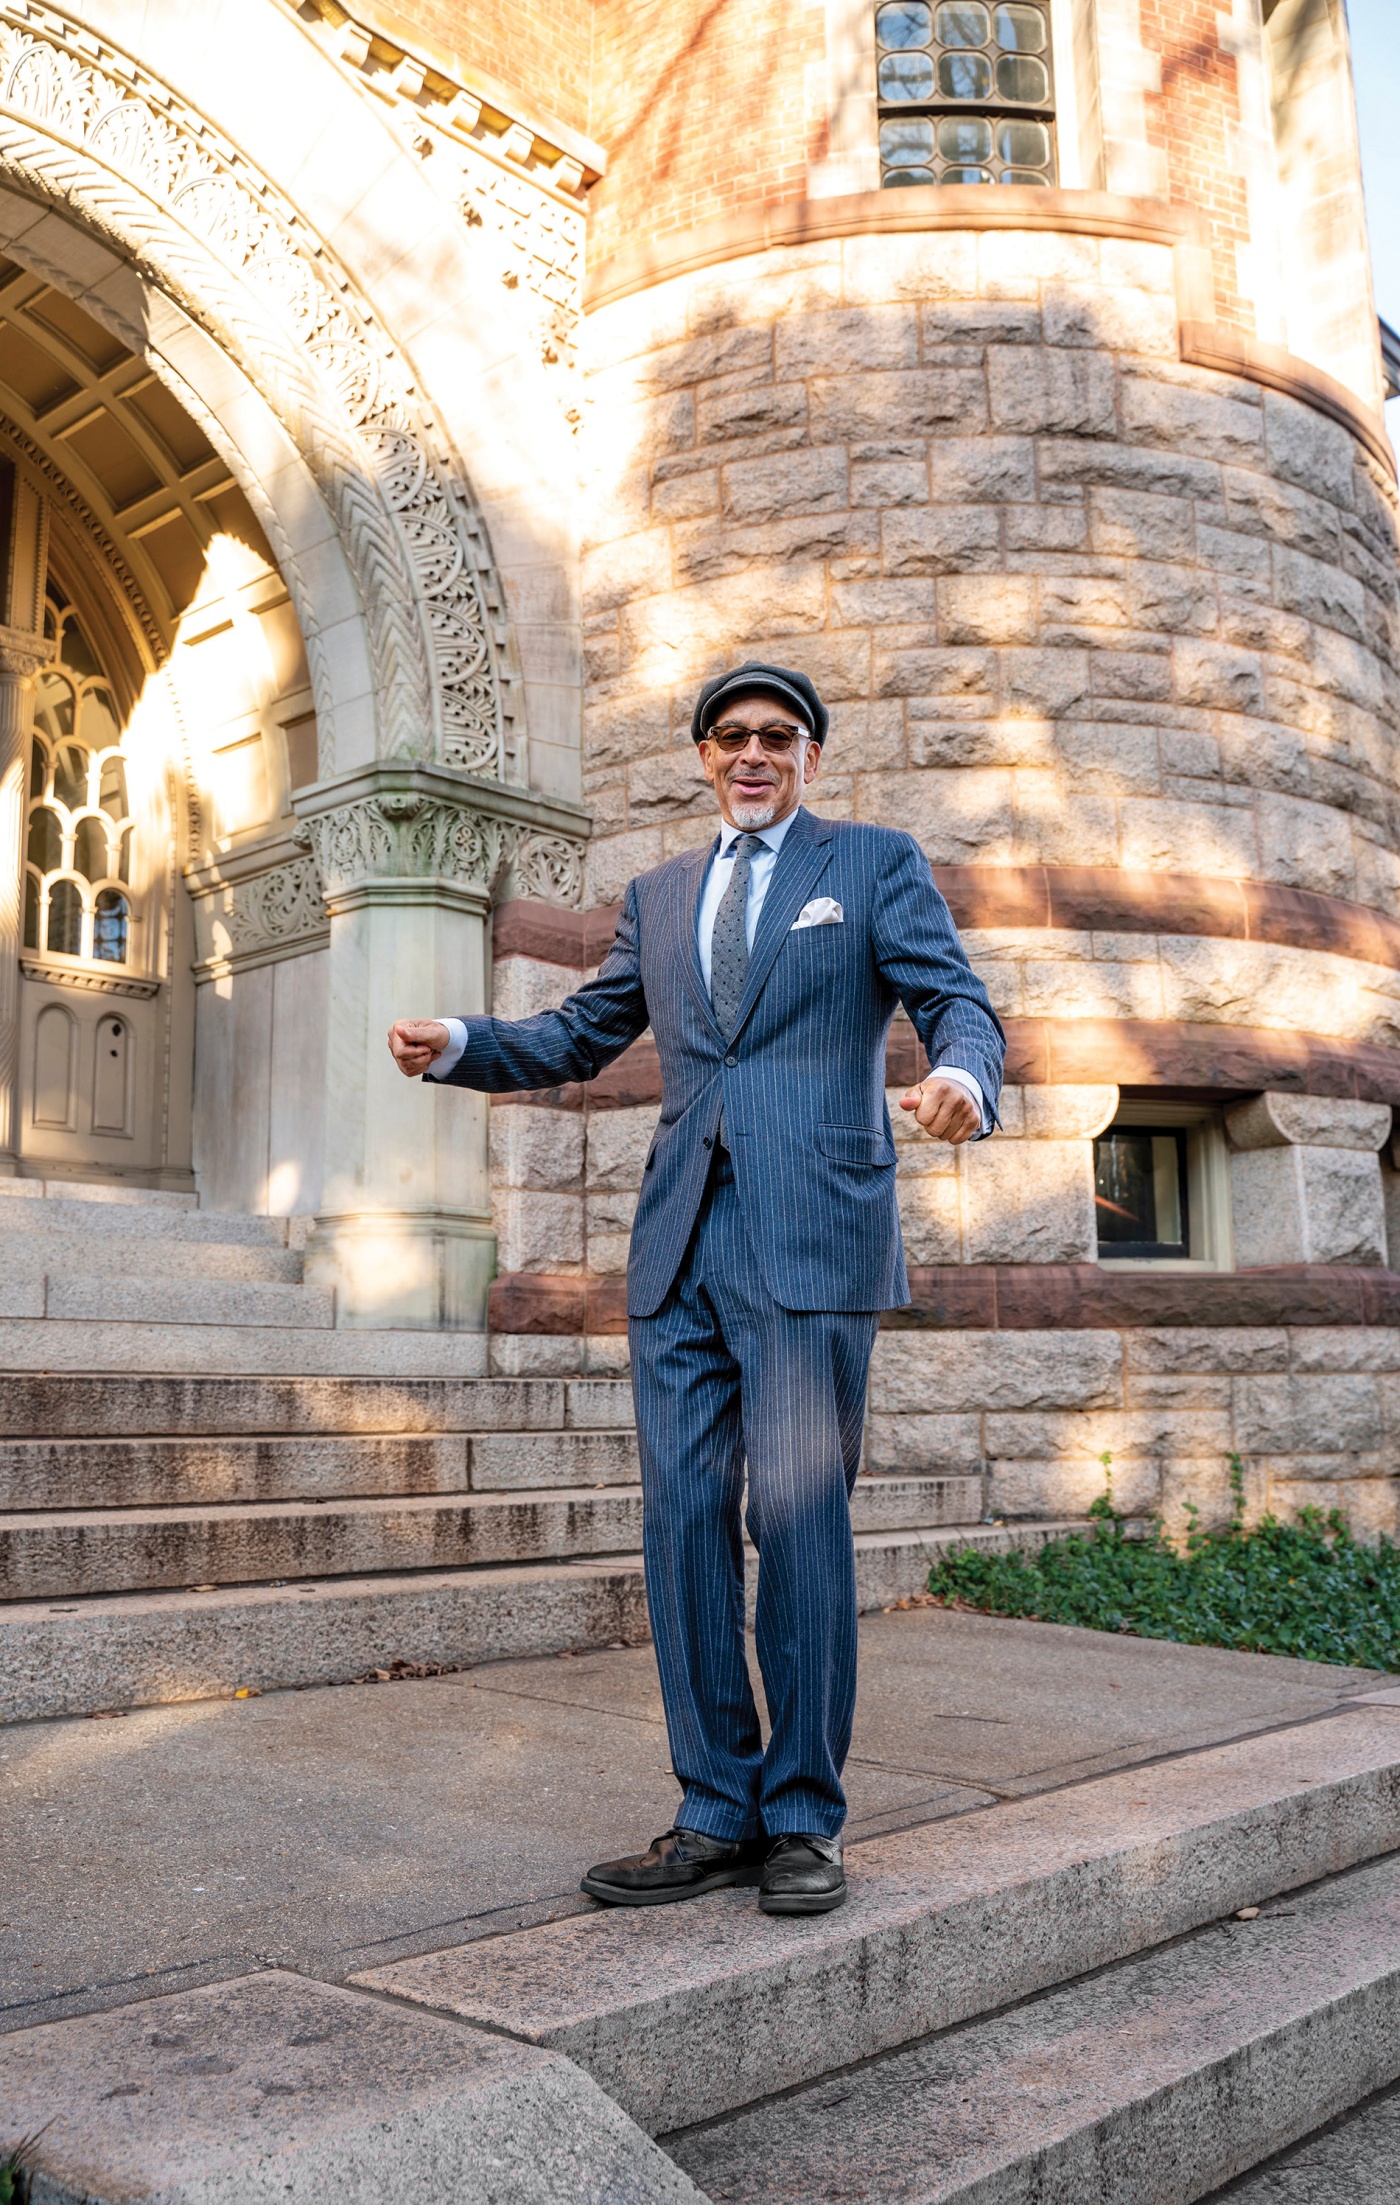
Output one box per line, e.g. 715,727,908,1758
724,1052,738,1067
702,1135,712,1149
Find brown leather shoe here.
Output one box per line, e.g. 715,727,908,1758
759,1833,846,1915
582,1826,766,1907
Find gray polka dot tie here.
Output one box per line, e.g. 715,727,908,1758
710,833,762,1150
710,833,763,1036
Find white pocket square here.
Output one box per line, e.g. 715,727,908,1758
791,898,844,929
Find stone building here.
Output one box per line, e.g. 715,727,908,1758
0,0,1397,1710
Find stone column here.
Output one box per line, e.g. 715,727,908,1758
1225,1094,1393,1267
296,762,588,1331
0,464,47,1175
0,629,46,1172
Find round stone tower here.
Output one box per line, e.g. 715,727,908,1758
486,0,1400,1540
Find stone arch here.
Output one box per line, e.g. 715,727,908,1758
0,2,541,783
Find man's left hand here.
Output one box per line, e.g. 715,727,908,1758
898,1076,981,1145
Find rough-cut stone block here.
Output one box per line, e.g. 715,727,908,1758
984,1406,1232,1463
720,446,847,523
1020,1085,1119,1139
870,1332,1122,1415
585,1104,661,1190
1226,1093,1393,1153
859,767,1015,864
960,1138,1097,1265
863,1412,984,1474
1233,1373,1384,1456
1229,1146,1387,1269
927,436,1038,503
772,303,918,379
939,575,1038,645
897,1174,962,1265
1000,648,1091,718
809,368,986,443
1271,1476,1400,1541
987,347,1117,436
1264,389,1358,505
581,530,672,616
882,505,1000,576
492,955,581,1020
1042,282,1178,357
1120,374,1264,463
0,1973,699,2205
1172,637,1265,713
987,1453,1161,1520
491,1109,585,1192
492,1190,584,1275
840,229,980,304
851,458,929,507
1124,1329,1291,1376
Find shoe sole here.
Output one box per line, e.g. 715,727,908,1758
759,1883,848,1915
580,1866,764,1907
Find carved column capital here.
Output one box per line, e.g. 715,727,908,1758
0,624,49,686
294,764,588,912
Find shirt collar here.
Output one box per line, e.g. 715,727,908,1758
717,807,801,858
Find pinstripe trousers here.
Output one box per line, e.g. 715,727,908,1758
630,1155,880,1841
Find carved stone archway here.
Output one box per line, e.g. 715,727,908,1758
0,4,506,778
0,3,591,1328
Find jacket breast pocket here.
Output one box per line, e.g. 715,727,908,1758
817,1126,895,1168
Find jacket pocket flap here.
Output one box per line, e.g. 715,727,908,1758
817,1125,895,1167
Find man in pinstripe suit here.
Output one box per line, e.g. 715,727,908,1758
389,662,1004,1915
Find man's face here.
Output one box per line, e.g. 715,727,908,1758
698,692,821,830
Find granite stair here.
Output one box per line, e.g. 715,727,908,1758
354,1702,1400,2205
0,1201,1029,1715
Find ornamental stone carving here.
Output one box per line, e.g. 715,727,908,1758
0,6,507,774
294,766,588,911
190,853,330,977
301,792,584,909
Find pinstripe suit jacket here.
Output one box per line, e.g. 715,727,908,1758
440,806,1004,1316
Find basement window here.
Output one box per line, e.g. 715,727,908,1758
1094,1104,1232,1271
876,0,1056,187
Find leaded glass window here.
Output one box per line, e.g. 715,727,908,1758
876,0,1055,187
23,598,135,967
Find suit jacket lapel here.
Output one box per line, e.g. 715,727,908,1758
728,807,834,1041
677,839,723,1039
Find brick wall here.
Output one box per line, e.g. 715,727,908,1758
396,0,595,136
1138,0,1253,329
584,0,825,269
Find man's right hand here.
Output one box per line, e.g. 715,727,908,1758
388,1019,451,1077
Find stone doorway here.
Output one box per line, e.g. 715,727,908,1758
0,258,320,1194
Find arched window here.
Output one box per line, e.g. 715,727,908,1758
876,0,1055,187
23,596,137,967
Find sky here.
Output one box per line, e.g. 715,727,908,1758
1346,0,1400,430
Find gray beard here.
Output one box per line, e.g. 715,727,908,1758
729,797,779,829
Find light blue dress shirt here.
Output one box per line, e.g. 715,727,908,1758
428,804,984,1125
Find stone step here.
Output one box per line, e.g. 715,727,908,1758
0,1424,975,1521
0,1487,649,1598
13,1274,335,1329
663,1843,1400,2205
0,1474,981,1596
0,1229,302,1284
356,1705,1400,2143
0,1318,496,1374
0,1521,1068,1721
0,1193,288,1243
0,1176,198,1209
0,1372,636,1438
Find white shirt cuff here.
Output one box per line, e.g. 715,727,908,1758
929,1064,990,1133
424,1017,469,1079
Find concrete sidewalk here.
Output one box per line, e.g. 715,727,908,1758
3,1605,1384,2038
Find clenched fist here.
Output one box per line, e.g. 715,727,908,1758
898,1074,980,1145
387,1019,450,1077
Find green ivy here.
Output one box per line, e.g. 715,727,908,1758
929,1457,1400,1671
